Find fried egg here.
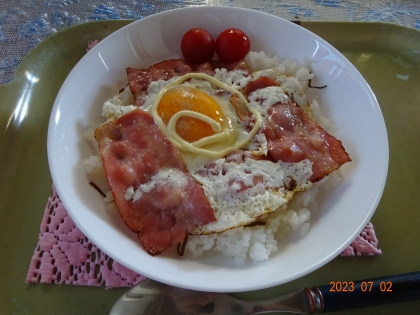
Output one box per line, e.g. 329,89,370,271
102,67,313,234
148,73,262,171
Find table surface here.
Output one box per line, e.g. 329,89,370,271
1,0,420,85
1,1,420,314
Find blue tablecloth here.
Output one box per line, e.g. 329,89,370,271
1,0,420,84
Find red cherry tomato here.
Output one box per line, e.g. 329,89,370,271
215,28,250,63
181,28,215,64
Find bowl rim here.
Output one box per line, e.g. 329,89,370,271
47,5,389,292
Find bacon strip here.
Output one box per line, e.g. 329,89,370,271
232,76,351,182
264,100,351,182
95,109,216,255
230,76,279,121
242,76,278,98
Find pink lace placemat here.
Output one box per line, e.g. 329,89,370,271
26,185,381,288
26,185,146,288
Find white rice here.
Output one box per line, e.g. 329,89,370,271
83,155,103,175
85,51,342,263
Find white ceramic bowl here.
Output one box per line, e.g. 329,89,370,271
48,6,388,292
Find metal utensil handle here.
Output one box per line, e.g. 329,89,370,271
312,271,420,312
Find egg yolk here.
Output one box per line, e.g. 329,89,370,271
157,86,224,143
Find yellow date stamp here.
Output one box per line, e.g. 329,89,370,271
329,281,393,292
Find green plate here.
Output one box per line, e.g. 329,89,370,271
0,20,419,314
